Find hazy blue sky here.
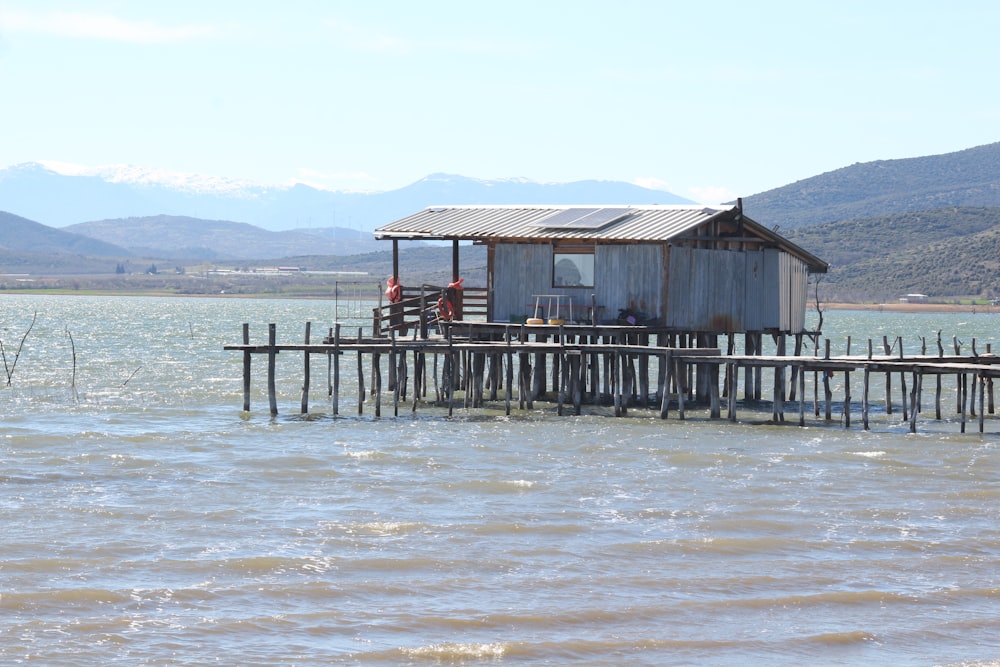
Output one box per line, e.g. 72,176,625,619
2,1,998,202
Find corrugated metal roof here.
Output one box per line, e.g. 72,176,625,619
374,204,727,242
374,204,828,272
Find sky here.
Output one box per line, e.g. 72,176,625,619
2,1,1000,203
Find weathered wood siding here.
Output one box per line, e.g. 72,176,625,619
492,242,811,332
666,246,749,331
492,243,664,323
593,244,664,322
492,244,553,320
759,249,810,332
779,250,810,333
742,250,767,332
664,247,810,333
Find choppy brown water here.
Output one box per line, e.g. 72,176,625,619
1,295,998,665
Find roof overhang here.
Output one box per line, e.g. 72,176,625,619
374,204,828,273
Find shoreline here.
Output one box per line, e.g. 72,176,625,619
816,302,996,313
2,289,997,313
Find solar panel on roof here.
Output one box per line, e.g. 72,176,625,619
533,207,632,229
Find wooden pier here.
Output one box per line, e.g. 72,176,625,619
224,322,1000,433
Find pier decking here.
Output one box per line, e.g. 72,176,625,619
225,322,1000,433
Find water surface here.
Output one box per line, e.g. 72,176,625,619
1,295,998,665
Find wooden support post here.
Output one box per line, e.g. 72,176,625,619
621,350,630,417
472,352,486,409
517,352,531,410
909,370,920,434
556,344,566,417
390,334,399,417
533,333,547,400
488,352,500,401
883,336,893,415
638,333,650,406
374,353,382,417
242,323,251,412
709,362,721,419
843,370,851,428
433,352,440,403
572,352,583,415
968,369,977,420
332,324,340,416
958,372,969,433
660,350,673,419
448,336,456,417
799,363,807,427
774,336,786,423
411,352,420,413
356,328,365,415
675,357,686,420
301,321,311,414
326,327,333,402
267,323,278,417
589,338,600,404
624,354,636,409
728,361,738,422
813,367,820,418
395,349,407,410
823,370,832,421
656,333,668,404
773,364,783,423
753,334,762,401
788,334,803,401
862,366,870,430
900,368,908,424
969,367,977,419
935,374,942,420
979,374,986,434
388,336,397,394
612,351,622,417
505,336,513,415
955,336,963,414
463,349,471,409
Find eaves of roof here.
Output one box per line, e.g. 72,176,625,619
374,204,829,273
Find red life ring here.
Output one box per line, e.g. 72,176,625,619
385,277,402,304
437,296,454,320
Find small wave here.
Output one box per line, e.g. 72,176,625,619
796,629,877,645
344,450,385,461
0,587,131,610
449,479,537,493
350,521,425,536
400,642,508,660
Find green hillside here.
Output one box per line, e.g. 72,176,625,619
784,207,1000,302
744,142,1000,230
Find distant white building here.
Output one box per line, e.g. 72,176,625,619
898,293,928,303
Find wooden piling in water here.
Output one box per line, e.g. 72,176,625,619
227,322,1000,435
332,323,340,416
301,322,311,414
242,323,251,412
267,323,277,417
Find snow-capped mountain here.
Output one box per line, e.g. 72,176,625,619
35,160,267,197
0,162,692,231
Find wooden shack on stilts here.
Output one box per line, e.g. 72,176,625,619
224,201,1000,433
371,201,828,402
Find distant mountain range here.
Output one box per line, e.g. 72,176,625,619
5,141,1000,301
0,163,691,231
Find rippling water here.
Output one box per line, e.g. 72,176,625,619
1,294,999,665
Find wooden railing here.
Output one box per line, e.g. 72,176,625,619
373,285,488,336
